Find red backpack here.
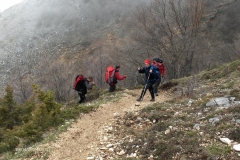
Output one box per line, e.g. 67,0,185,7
105,66,115,84
74,75,85,91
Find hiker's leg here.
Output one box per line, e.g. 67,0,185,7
112,85,116,92
153,79,159,93
149,83,155,101
137,83,151,101
109,84,116,92
153,77,161,95
81,94,86,103
78,92,84,103
137,84,148,101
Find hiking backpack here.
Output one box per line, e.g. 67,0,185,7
105,66,115,84
150,65,159,79
74,75,85,91
152,65,160,78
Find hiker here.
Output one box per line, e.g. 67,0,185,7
75,76,95,103
153,58,167,96
157,59,167,78
109,65,127,92
152,58,161,96
137,59,158,102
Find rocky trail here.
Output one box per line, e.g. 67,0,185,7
42,89,171,160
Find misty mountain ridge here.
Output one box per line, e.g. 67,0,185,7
0,0,148,51
0,0,240,100
0,0,150,95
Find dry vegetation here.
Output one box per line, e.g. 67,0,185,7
1,0,240,104
1,0,240,159
4,59,240,160
93,60,240,159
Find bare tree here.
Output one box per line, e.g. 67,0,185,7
10,67,32,103
117,41,149,87
84,39,121,89
85,45,108,89
133,0,205,79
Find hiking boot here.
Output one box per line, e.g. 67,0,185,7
137,98,142,101
155,93,158,96
150,98,155,102
79,99,85,104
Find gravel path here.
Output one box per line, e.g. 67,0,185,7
45,89,171,160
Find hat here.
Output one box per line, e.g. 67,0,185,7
144,59,151,65
157,59,163,63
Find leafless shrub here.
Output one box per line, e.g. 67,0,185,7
185,75,197,96
132,0,205,79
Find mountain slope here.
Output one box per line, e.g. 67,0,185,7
5,59,240,159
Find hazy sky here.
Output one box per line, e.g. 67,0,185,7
0,0,23,12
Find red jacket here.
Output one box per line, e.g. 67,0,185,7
110,70,126,85
159,63,166,76
152,61,166,76
115,70,126,80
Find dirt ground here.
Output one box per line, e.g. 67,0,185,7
45,89,171,160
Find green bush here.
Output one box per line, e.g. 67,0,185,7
156,141,167,155
228,128,240,141
0,136,19,154
229,61,240,71
155,141,180,160
0,85,65,152
0,85,18,130
85,87,100,101
204,143,231,157
6,137,20,150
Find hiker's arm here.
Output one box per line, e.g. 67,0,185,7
161,64,167,77
163,64,167,76
115,72,126,80
138,67,145,73
85,81,94,90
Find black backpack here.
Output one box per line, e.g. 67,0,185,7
74,75,84,91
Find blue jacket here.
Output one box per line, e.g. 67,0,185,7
152,65,160,79
138,65,158,83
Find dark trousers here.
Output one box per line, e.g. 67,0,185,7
78,91,86,103
109,84,116,92
153,78,161,94
139,82,155,100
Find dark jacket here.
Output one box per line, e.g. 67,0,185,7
138,65,158,83
152,63,160,79
76,78,94,94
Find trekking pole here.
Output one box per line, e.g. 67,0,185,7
139,73,150,101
